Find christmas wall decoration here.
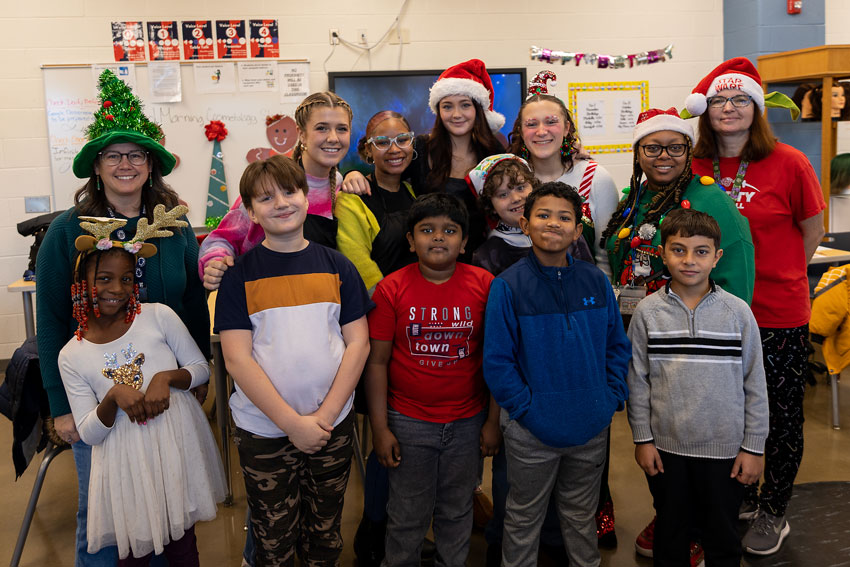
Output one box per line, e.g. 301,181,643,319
204,120,230,229
531,44,674,69
245,114,297,163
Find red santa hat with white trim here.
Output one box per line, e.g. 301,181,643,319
429,59,506,131
684,57,765,117
633,107,695,146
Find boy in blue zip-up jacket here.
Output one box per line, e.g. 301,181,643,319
483,182,631,567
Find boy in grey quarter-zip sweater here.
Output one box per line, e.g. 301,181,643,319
626,208,768,567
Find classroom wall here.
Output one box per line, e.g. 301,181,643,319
0,0,728,358
825,0,850,155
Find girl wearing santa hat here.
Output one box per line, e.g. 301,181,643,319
686,57,825,557
343,59,505,259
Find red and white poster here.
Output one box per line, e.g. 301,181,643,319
147,21,181,61
249,20,279,58
215,20,247,59
112,22,146,62
181,20,215,60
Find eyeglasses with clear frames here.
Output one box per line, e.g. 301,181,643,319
706,95,753,109
639,144,687,158
98,150,149,166
366,132,415,151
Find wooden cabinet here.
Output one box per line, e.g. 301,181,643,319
758,45,850,230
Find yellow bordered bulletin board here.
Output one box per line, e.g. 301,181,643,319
568,81,649,154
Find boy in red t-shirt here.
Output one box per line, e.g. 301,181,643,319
366,193,499,567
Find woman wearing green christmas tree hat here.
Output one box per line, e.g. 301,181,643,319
36,69,210,566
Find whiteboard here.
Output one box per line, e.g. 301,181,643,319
43,62,308,226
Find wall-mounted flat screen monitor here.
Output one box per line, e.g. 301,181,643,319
328,68,526,173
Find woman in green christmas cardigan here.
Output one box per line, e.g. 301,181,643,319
601,107,755,304
36,70,209,566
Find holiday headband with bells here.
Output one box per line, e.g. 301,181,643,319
681,57,799,120
73,69,176,179
527,70,557,98
73,204,189,262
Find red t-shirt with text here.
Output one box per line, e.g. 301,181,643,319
369,263,493,423
694,143,824,328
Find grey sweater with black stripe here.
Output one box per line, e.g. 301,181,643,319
626,282,769,459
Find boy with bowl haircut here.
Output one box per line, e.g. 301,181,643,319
627,208,769,567
365,193,500,567
214,155,372,566
483,182,631,567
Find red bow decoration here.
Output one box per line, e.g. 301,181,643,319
204,120,228,142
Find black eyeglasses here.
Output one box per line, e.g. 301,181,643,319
706,95,753,109
366,132,414,151
98,150,149,166
639,144,687,158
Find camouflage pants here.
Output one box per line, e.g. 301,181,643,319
234,411,354,567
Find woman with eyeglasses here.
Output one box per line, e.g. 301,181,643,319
335,111,418,294
600,107,754,303
686,58,824,557
36,70,209,566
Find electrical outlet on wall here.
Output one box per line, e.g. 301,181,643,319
329,28,339,45
357,29,368,45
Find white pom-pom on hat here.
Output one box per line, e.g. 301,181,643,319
685,92,708,117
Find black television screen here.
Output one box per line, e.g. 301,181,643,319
328,68,526,173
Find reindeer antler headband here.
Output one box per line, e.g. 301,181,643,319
74,204,189,260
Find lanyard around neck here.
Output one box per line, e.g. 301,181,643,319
713,158,749,200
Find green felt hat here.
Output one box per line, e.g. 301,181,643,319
72,70,175,178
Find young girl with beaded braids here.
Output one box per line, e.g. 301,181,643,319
199,91,352,289
601,107,754,306
58,209,226,566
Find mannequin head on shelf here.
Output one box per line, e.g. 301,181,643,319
810,84,850,121
792,83,816,121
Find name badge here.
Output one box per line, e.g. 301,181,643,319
616,285,646,315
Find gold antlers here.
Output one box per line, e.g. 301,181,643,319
133,204,189,242
79,217,128,241
75,204,190,258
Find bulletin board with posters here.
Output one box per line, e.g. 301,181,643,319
41,61,309,225
568,81,649,154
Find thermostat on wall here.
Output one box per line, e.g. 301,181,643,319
25,196,51,213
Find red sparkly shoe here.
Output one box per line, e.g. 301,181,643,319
596,498,617,548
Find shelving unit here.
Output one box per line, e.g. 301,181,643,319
758,45,850,230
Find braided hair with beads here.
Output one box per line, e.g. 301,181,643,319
71,248,142,340
599,137,694,252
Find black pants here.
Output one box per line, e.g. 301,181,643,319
744,325,808,516
647,451,744,567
